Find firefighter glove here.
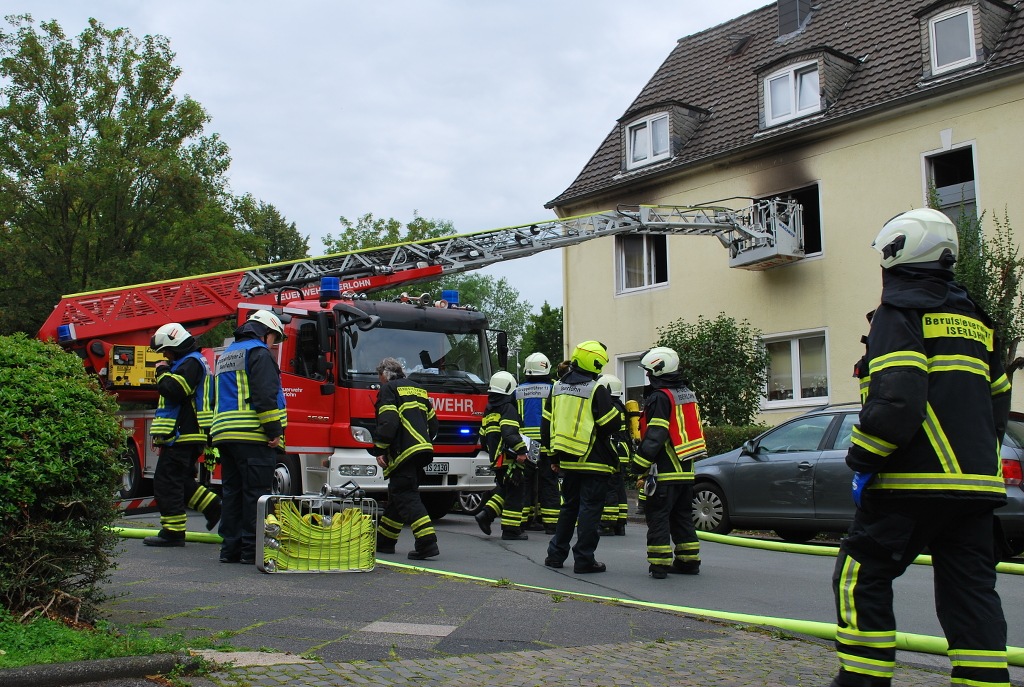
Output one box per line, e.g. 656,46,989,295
851,471,875,508
204,446,219,469
154,361,170,376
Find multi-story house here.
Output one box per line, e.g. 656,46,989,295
547,0,1024,419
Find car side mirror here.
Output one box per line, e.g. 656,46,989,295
740,439,757,456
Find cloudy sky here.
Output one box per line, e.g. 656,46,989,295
25,1,768,310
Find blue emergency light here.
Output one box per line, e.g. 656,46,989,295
320,276,341,300
442,290,459,305
57,324,75,342
459,427,472,435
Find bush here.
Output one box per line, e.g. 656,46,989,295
655,313,770,427
703,424,770,457
0,334,126,622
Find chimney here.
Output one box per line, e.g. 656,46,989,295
778,0,811,36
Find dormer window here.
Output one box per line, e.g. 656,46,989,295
929,7,976,74
764,61,820,126
626,113,670,169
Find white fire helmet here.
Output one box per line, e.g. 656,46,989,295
523,352,551,376
488,370,518,395
150,323,195,353
598,374,624,399
872,208,958,271
639,346,679,377
248,310,286,340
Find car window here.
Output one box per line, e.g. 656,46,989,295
1004,419,1024,450
758,414,834,453
833,413,858,450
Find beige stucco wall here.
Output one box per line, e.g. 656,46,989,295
560,80,1024,424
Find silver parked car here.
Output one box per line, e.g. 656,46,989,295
692,404,1024,558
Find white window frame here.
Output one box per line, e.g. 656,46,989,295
921,141,979,224
617,354,647,406
615,234,668,294
625,112,670,170
929,7,976,75
762,329,830,409
763,61,820,127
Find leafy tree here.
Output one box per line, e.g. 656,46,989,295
322,212,455,253
520,302,564,372
0,334,125,621
948,206,1024,375
654,313,770,426
235,193,309,265
0,16,243,335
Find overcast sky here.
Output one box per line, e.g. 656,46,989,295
26,1,768,311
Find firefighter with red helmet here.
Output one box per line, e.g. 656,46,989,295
542,340,618,574
633,346,705,579
830,209,1011,687
144,323,221,546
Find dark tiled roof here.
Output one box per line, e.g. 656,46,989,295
548,0,1024,208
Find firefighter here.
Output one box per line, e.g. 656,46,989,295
543,341,619,574
598,374,630,536
211,309,287,565
633,346,705,579
830,208,1011,687
144,323,221,547
475,371,530,540
517,352,557,533
371,357,441,560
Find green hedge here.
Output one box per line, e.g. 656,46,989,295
0,334,127,621
703,423,770,458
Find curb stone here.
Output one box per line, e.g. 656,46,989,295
0,652,197,687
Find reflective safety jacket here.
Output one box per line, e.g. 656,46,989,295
515,380,551,442
542,368,618,474
372,377,438,478
849,268,1011,503
481,393,527,469
609,398,633,467
211,338,287,446
634,382,706,483
151,351,214,446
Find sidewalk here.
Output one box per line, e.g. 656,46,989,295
92,536,953,687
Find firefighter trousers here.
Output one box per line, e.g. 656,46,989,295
537,455,561,526
378,460,437,553
831,499,1008,687
153,443,220,539
644,481,699,571
547,471,608,567
218,442,276,562
482,465,527,534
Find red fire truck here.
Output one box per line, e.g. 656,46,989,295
37,201,803,518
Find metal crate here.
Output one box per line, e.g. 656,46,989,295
256,488,378,573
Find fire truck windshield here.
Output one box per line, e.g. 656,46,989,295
348,325,489,388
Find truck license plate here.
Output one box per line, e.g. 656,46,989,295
424,462,449,474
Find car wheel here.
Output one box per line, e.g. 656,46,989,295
273,455,302,496
457,490,490,516
774,529,817,544
118,442,147,499
692,482,732,535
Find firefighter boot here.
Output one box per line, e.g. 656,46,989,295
649,564,670,580
670,559,701,575
501,529,528,541
474,510,493,536
144,530,185,547
408,539,440,560
376,536,396,555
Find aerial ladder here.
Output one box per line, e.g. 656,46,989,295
40,197,804,354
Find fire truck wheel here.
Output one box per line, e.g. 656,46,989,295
273,455,302,496
118,442,147,499
421,492,457,522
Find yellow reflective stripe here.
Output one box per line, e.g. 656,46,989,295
950,678,1010,686
992,373,1012,396
835,628,897,648
928,354,990,378
837,555,859,628
871,472,1006,494
648,417,670,429
837,652,895,678
851,427,896,457
948,648,1008,668
923,403,959,473
594,406,618,426
869,350,927,374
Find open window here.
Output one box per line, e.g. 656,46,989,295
926,145,976,224
758,184,822,256
616,234,668,294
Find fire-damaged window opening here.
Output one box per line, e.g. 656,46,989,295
758,184,822,256
927,145,976,224
616,234,668,294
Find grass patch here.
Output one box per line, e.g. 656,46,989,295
0,608,227,669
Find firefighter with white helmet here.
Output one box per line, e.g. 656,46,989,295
830,209,1011,687
517,352,558,533
633,345,706,579
211,309,288,565
543,340,618,573
475,371,531,540
597,374,630,536
143,323,221,547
